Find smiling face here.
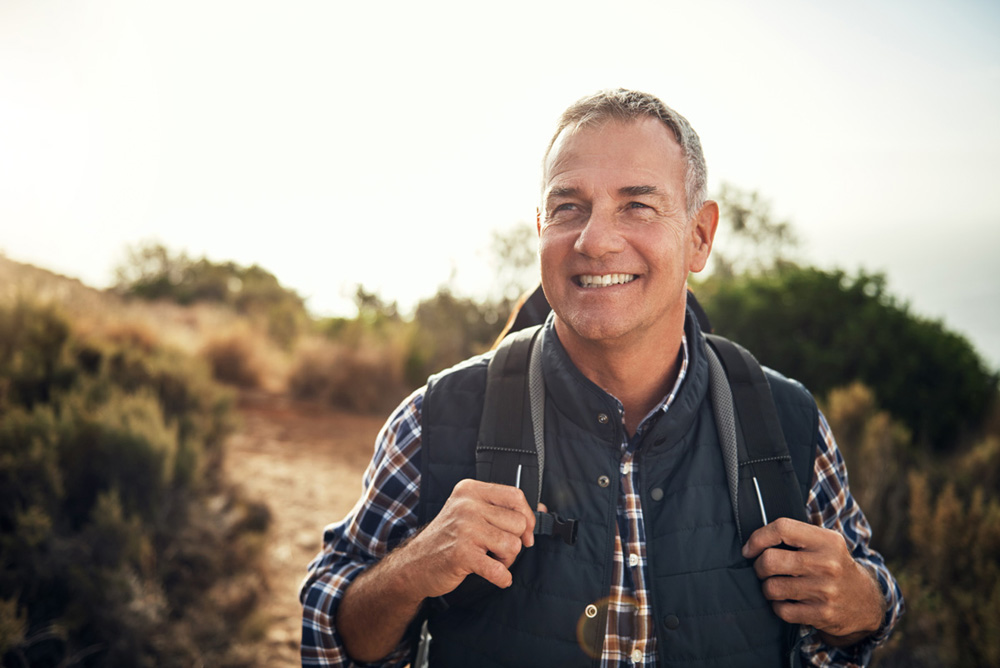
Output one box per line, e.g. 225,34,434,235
538,117,717,352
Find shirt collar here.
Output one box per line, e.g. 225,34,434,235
615,333,689,441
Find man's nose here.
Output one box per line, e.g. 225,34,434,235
573,206,625,258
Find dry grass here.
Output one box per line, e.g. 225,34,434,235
288,336,410,414
0,256,290,391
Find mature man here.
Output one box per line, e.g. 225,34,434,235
301,89,903,667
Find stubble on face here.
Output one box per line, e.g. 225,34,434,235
537,118,698,354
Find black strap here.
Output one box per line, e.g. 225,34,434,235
706,335,808,543
443,326,577,609
476,326,541,509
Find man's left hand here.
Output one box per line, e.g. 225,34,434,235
742,517,885,647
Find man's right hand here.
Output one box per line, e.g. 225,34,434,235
337,479,537,663
403,479,538,596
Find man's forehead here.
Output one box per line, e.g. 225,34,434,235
542,117,685,191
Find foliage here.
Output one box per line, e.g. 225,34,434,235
489,223,539,303
694,266,997,448
201,333,264,389
708,183,799,277
0,301,268,667
288,338,409,414
822,384,1000,668
113,242,308,348
407,286,505,385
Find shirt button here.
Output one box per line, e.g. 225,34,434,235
663,613,680,630
585,604,598,618
650,487,664,501
631,648,643,663
597,412,610,425
622,461,631,475
629,553,639,567
597,475,610,488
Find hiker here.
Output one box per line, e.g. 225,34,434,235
300,89,903,667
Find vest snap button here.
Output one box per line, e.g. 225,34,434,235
597,412,609,425
597,475,610,488
663,614,680,630
585,604,598,619
650,487,664,501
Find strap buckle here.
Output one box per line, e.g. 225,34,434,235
534,511,578,545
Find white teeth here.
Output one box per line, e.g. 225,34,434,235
578,273,637,288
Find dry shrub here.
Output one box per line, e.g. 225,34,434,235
202,333,264,389
822,382,912,555
288,338,408,413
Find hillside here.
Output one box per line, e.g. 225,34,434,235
0,255,377,665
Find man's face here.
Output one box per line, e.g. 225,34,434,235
538,117,716,349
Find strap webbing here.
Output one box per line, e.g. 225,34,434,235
704,342,742,539
477,325,576,545
706,335,808,544
477,327,541,508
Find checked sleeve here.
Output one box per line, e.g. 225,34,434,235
799,410,905,667
299,389,426,668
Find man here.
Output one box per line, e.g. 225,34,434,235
301,89,903,667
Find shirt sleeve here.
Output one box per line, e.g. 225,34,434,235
299,388,426,668
798,410,905,668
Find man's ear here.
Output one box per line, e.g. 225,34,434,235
689,200,719,273
536,207,542,235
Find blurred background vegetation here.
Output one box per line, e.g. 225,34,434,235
1,185,997,666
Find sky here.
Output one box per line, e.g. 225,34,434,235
1,0,998,367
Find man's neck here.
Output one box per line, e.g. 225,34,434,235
554,317,686,437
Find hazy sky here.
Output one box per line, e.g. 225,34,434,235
2,0,998,366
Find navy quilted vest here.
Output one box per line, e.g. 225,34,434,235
419,312,817,667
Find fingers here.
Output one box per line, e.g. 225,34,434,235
743,518,886,639
407,479,540,597
741,517,813,559
458,480,537,547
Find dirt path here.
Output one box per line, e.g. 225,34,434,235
225,391,387,666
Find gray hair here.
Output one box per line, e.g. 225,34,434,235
543,88,708,218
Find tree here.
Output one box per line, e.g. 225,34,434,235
489,223,539,303
707,183,799,277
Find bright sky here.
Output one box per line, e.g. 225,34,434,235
2,0,998,366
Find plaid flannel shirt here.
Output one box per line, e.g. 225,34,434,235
301,336,904,667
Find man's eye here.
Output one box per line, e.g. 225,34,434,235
628,202,651,210
552,203,577,213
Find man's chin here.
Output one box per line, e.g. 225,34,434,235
554,312,635,347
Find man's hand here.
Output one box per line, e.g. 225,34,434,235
742,517,885,647
338,479,537,662
402,479,538,596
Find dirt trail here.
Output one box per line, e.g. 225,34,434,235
225,391,386,666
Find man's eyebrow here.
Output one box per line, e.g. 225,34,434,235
546,186,579,200
620,185,658,197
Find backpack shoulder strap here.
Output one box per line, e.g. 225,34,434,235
704,334,809,545
439,324,574,609
476,325,543,508
476,324,577,546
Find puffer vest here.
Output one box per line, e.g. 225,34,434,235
419,312,818,667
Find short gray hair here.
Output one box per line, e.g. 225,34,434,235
543,88,708,218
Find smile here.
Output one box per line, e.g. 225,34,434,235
576,273,638,288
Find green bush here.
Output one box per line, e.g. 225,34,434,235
695,266,998,448
0,301,267,667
